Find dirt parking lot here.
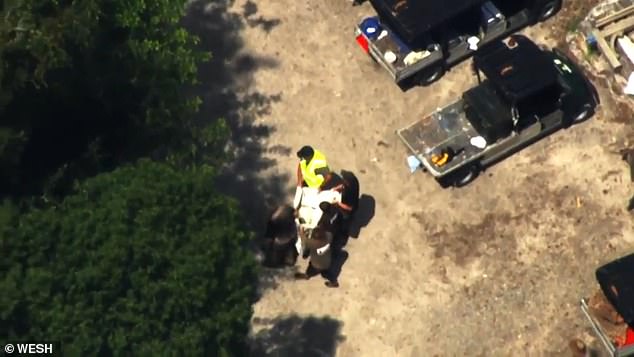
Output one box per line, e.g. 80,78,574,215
190,1,634,355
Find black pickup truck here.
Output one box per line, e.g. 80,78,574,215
354,0,562,89
396,35,599,187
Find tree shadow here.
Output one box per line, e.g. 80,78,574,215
182,0,287,234
183,0,292,300
255,266,297,300
348,194,375,239
251,315,346,357
243,0,282,33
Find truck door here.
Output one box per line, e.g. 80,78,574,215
519,83,564,129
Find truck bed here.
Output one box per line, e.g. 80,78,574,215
396,100,485,176
357,18,443,82
369,0,484,42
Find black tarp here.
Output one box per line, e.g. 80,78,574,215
596,253,634,327
473,35,557,103
463,82,513,143
369,0,485,43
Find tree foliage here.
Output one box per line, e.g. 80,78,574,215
1,160,258,355
0,0,260,354
0,0,209,198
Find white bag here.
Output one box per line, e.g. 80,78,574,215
316,243,330,256
293,186,303,209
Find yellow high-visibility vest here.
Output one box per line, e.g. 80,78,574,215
300,149,328,188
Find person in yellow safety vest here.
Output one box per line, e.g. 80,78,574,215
296,145,331,191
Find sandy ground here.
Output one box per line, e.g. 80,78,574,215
190,1,634,356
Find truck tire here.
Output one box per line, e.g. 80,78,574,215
572,103,593,124
537,1,560,22
436,164,480,188
453,165,479,187
417,66,444,86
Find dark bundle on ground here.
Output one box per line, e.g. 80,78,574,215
262,205,298,268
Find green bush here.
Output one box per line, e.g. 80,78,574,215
1,160,258,356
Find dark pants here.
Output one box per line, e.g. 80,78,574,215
305,261,338,283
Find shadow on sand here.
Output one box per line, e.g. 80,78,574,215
348,194,376,239
183,0,289,293
183,0,286,229
251,315,346,357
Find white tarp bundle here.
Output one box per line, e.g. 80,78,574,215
292,187,341,256
293,187,341,229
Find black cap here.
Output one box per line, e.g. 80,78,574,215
296,146,314,160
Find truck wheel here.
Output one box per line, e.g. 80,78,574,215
537,1,560,22
453,165,480,187
417,66,444,86
568,103,593,127
436,165,480,188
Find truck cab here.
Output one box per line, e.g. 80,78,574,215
580,253,634,357
396,35,598,187
354,0,563,89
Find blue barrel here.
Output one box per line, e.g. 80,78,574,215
586,34,598,50
360,17,381,40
